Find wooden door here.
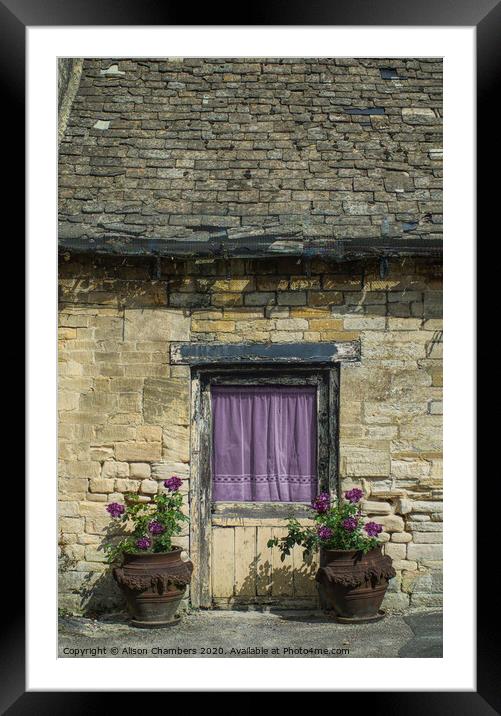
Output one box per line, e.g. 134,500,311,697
189,368,336,609
211,506,319,608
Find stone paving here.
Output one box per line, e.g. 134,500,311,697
59,607,442,659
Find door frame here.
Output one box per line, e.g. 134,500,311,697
189,364,340,608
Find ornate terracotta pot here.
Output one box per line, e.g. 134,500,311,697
113,548,193,628
315,546,395,623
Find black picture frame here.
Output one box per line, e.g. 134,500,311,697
5,0,490,710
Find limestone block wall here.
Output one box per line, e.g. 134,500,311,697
58,253,442,614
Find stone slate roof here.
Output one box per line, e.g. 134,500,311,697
59,58,442,259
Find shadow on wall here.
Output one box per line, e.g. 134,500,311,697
57,269,169,307
79,522,125,617
79,570,124,618
66,529,321,615
228,550,318,602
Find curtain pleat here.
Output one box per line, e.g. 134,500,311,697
212,385,317,502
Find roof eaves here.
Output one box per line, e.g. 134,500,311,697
58,230,442,261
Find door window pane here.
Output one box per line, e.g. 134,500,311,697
211,385,317,502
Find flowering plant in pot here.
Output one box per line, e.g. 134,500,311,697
104,476,193,628
267,488,396,623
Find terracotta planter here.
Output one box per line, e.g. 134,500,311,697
315,546,395,623
113,548,193,628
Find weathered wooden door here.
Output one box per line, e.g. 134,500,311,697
211,507,319,608
191,368,336,609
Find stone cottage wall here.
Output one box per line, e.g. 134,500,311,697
58,253,442,614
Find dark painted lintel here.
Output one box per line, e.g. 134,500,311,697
170,341,360,366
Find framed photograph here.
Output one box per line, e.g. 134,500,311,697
6,0,490,707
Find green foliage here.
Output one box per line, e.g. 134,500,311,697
103,489,189,565
267,491,382,559
266,517,318,560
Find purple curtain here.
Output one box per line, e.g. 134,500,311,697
212,385,317,502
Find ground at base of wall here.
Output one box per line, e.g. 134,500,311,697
59,607,442,658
